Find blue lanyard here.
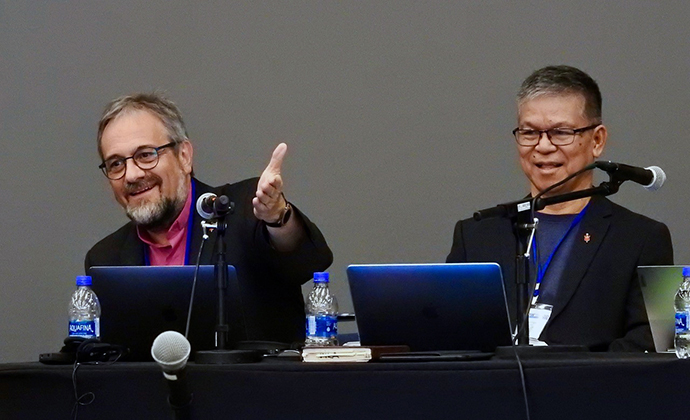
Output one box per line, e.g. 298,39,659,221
144,179,196,266
532,203,589,301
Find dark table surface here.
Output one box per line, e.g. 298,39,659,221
1,352,688,420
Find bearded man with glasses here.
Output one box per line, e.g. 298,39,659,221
85,92,332,346
447,65,673,351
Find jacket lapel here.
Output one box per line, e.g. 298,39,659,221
120,226,146,265
548,196,612,321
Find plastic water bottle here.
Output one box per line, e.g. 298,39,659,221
674,267,690,358
68,275,101,339
305,272,338,346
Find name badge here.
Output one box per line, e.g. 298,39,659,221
528,303,553,346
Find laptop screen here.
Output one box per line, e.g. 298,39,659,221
637,265,683,353
88,265,239,361
347,263,512,352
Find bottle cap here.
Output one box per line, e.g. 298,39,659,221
313,272,329,283
683,267,690,277
76,275,92,286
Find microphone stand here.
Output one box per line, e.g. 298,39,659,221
195,197,261,364
475,174,625,346
513,207,534,346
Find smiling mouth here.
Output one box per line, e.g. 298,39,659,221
535,162,563,170
128,184,156,197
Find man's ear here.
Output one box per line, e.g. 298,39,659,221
177,140,194,174
591,125,607,158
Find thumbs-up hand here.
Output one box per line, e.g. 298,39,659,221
252,143,288,223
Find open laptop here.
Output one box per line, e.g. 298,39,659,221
88,265,239,361
637,265,684,353
347,263,512,352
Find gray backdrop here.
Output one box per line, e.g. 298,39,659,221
1,1,688,362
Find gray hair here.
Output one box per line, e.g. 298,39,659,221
97,92,189,159
517,65,602,123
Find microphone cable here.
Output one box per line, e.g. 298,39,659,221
184,209,250,346
70,362,95,420
512,162,598,344
498,264,532,420
70,345,124,419
185,233,208,338
529,162,598,224
506,162,598,420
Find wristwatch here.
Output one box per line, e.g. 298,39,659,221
265,195,292,228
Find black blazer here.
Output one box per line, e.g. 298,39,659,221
447,195,673,351
85,178,333,345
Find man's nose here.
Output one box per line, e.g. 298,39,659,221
534,131,556,150
124,158,146,182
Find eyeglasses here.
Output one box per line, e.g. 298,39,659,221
99,142,176,180
512,123,600,146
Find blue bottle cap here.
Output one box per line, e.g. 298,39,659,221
76,275,92,286
313,272,329,283
683,267,690,277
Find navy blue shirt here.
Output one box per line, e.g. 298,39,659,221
533,212,581,305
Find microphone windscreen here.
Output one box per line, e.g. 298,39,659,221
196,192,217,220
151,331,191,372
644,166,666,191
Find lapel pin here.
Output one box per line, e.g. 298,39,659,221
583,232,591,243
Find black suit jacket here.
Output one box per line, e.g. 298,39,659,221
447,195,673,351
85,177,333,345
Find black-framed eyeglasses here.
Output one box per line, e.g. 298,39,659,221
512,123,600,146
99,142,177,180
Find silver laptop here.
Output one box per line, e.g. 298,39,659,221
347,263,512,352
637,265,684,353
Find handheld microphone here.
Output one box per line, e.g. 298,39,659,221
595,161,666,191
196,193,234,220
151,331,193,412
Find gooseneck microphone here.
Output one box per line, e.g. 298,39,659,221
152,331,193,417
196,193,235,220
595,161,666,191
473,160,666,222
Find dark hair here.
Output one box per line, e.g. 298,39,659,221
97,92,189,159
517,65,602,122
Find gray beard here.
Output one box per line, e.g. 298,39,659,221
126,176,189,231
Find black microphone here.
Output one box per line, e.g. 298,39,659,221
196,193,234,220
595,161,666,191
151,331,193,416
473,198,532,221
